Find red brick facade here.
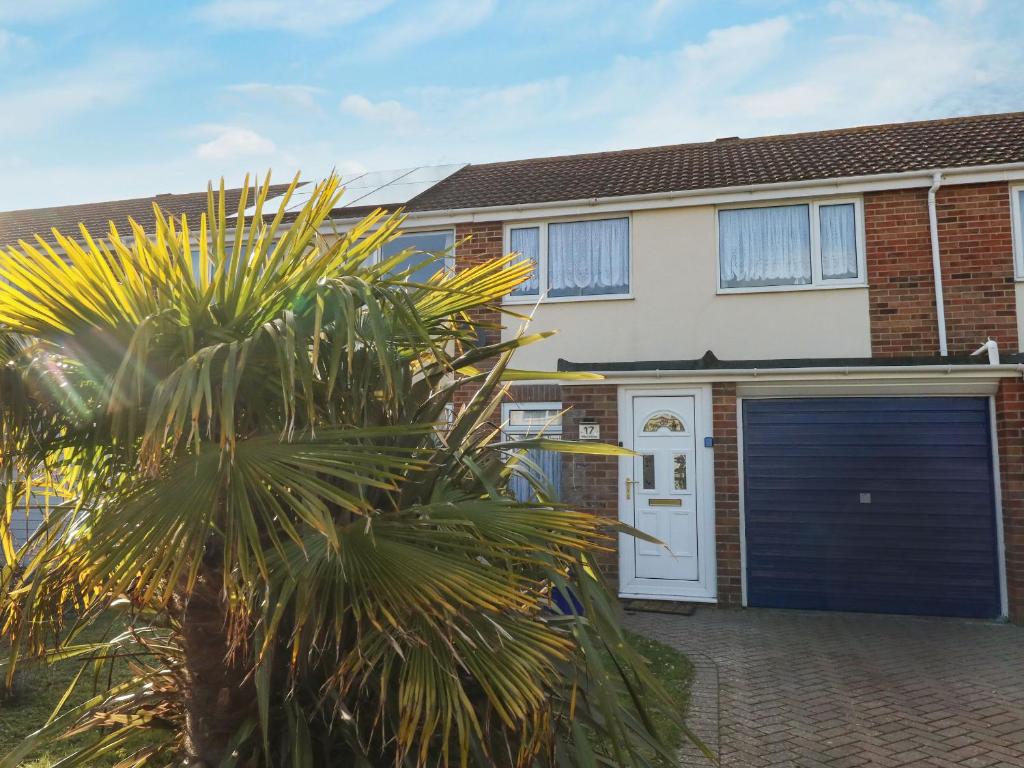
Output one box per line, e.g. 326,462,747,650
712,383,742,607
450,182,1024,621
935,183,1018,355
996,378,1024,622
865,188,938,355
452,222,504,411
560,385,621,579
454,221,503,346
866,182,1017,357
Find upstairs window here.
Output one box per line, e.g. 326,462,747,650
1012,186,1024,278
506,216,631,301
509,226,540,297
718,198,863,291
377,229,454,283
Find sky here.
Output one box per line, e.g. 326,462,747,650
0,0,1021,211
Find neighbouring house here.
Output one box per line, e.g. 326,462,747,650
5,112,1024,623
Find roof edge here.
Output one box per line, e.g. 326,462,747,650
557,351,1024,373
456,110,1024,172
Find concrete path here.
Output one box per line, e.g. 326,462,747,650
626,608,1024,767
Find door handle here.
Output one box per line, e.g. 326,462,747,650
625,478,638,500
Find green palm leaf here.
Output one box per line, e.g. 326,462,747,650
0,172,690,767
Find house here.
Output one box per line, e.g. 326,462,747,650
5,111,1024,622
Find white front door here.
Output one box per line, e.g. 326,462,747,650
619,389,716,601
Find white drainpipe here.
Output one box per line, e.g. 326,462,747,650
973,338,1001,365
928,172,948,356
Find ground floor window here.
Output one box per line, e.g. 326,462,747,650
501,401,562,502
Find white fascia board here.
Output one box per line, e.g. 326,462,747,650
553,364,1024,388
321,162,1024,230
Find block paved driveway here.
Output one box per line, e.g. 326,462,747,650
626,608,1024,767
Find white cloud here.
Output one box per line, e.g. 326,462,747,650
226,83,324,110
360,2,1020,166
3,0,1022,212
195,126,277,160
0,28,30,57
196,0,393,34
681,16,791,66
340,94,418,132
362,0,496,55
0,48,167,137
0,0,95,22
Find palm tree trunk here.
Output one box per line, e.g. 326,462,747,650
180,574,255,766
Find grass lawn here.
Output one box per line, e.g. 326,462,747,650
0,629,693,767
624,630,695,758
0,622,158,768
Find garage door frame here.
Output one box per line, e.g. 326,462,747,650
736,385,1008,619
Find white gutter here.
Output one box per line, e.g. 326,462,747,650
928,172,948,356
557,363,1024,381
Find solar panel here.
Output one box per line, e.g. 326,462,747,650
236,163,466,218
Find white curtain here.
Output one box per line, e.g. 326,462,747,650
508,447,562,502
719,205,811,288
548,218,629,297
819,203,858,279
509,227,540,296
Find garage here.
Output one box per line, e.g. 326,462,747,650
742,397,1002,618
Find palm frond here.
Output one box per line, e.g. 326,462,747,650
0,171,690,767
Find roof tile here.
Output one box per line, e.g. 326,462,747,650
403,111,1024,212
0,185,292,248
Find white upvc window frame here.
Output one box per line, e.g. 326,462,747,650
502,212,634,305
715,196,867,294
371,227,456,275
1010,184,1024,279
500,401,563,502
500,401,563,438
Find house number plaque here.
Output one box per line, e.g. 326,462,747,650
579,423,601,440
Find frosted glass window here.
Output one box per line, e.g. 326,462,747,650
643,412,685,433
673,454,688,491
641,454,656,490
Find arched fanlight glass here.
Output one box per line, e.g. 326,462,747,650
642,412,685,433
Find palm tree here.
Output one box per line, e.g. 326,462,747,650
0,175,687,766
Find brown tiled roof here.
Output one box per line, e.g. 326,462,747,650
6,112,1024,240
0,185,293,248
400,111,1024,212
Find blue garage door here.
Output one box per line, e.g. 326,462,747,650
743,397,1001,618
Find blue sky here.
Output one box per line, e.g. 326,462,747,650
0,0,1021,211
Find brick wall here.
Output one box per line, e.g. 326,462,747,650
452,222,504,410
560,385,621,581
935,183,1018,355
996,377,1024,623
866,182,1017,357
453,221,503,346
712,383,742,607
865,188,938,356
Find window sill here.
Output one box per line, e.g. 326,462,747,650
716,282,868,296
503,293,635,306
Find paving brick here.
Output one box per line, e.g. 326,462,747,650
626,608,1024,766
